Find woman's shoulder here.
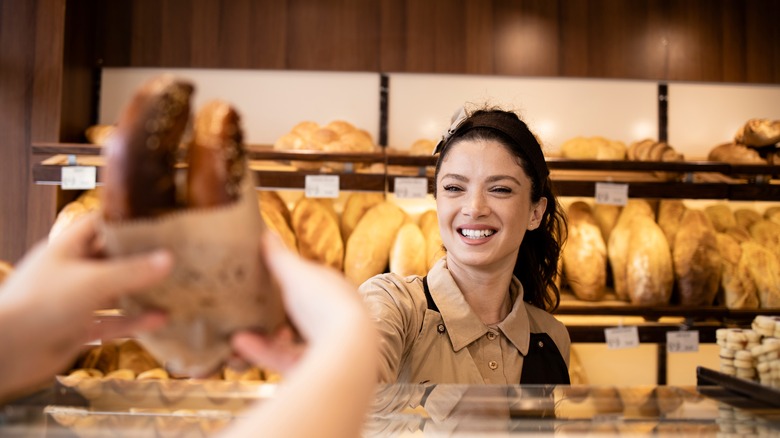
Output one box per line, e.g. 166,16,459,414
359,273,426,305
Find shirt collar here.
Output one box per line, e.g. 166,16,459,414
428,259,530,355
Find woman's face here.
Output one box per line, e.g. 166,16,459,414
436,139,547,271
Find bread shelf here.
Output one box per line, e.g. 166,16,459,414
32,143,780,200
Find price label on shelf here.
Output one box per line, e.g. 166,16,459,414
61,166,97,190
305,175,339,198
604,326,639,350
394,177,428,199
667,330,699,353
594,182,628,206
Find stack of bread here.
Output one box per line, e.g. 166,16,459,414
708,118,780,171
716,316,780,389
627,139,685,181
559,136,626,160
273,120,378,171
716,328,761,380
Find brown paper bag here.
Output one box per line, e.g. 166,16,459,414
101,173,286,376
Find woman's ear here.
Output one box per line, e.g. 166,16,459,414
527,197,548,231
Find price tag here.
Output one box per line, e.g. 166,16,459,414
394,177,428,199
604,326,639,350
667,330,699,353
305,175,339,198
594,182,628,206
61,166,97,190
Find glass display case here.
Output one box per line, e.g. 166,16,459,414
3,373,779,437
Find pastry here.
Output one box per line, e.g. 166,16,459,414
291,197,344,270
340,192,385,242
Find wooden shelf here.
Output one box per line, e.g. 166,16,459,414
32,143,780,200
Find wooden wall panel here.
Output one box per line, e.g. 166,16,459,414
93,0,780,84
493,0,559,76
286,0,380,71
0,0,64,262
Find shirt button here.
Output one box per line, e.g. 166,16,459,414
538,340,544,348
487,331,497,340
488,360,498,370
437,324,445,334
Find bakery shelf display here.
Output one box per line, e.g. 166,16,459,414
33,143,780,200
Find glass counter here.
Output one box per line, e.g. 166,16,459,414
2,375,779,437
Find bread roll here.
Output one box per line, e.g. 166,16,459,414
563,202,607,301
85,124,116,145
626,216,673,306
187,101,245,207
419,209,445,270
389,223,427,277
325,120,356,136
49,200,90,243
656,200,686,251
291,197,344,270
560,136,626,160
344,202,408,284
628,140,683,180
593,204,621,242
257,191,291,227
734,118,780,146
741,241,780,308
765,206,780,225
704,204,736,233
716,233,759,309
673,210,722,306
410,139,436,156
708,143,766,164
117,340,160,376
79,343,119,374
102,75,193,221
260,208,297,253
290,121,319,140
607,199,655,301
340,192,385,242
749,219,780,259
734,208,762,230
724,226,751,244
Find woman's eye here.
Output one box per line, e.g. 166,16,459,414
491,186,512,194
443,185,462,192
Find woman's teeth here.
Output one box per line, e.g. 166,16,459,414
460,229,495,239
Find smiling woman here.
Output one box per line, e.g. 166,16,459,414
360,107,570,385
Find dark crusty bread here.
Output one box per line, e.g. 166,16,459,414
187,100,246,207
103,75,193,221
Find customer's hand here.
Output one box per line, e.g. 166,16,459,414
0,213,173,398
225,232,379,438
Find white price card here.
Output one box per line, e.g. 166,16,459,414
666,330,699,353
394,177,428,199
594,182,629,206
604,326,640,350
305,175,340,198
61,166,97,190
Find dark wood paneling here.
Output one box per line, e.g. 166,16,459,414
92,0,780,84
745,0,780,84
493,0,559,76
286,0,380,71
0,0,65,262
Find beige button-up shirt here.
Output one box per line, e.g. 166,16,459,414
360,259,570,385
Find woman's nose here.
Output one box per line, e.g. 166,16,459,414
461,192,490,218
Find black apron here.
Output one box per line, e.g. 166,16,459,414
423,277,570,385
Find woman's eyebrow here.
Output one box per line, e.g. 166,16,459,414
486,175,522,185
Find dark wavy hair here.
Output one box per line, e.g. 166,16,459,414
433,108,567,311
